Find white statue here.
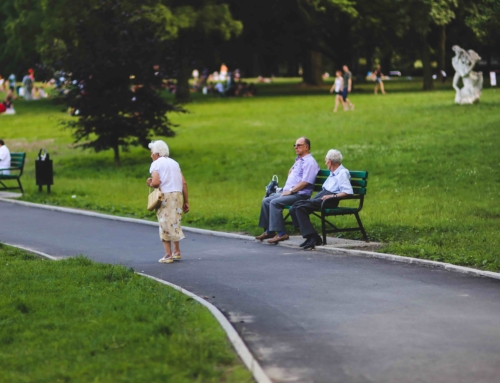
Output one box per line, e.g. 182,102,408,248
452,45,483,104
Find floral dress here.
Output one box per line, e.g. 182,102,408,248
157,191,185,242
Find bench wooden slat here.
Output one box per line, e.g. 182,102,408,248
0,152,26,194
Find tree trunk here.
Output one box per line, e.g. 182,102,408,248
175,35,192,104
422,35,434,91
175,63,191,103
302,50,323,85
113,144,120,167
438,25,446,82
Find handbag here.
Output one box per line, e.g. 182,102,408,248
147,187,163,211
265,175,279,197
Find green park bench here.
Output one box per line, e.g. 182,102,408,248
284,169,369,244
0,152,26,194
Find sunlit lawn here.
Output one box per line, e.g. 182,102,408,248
1,78,499,270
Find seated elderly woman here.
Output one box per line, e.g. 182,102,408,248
146,140,189,263
289,149,353,250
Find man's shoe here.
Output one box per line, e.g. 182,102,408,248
267,234,289,244
299,238,309,247
303,235,323,250
255,231,276,241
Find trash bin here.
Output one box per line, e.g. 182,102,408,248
35,148,53,193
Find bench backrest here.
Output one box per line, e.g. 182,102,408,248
10,152,26,175
313,169,368,195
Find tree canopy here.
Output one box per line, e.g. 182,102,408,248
1,0,499,94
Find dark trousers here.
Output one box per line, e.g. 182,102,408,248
289,190,339,238
259,192,309,232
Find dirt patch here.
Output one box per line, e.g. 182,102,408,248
7,138,56,152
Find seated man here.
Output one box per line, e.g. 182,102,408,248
0,139,11,175
256,137,320,244
289,149,353,250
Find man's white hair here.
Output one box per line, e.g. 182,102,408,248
326,149,343,164
148,140,169,157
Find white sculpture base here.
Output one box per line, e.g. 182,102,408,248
455,71,483,104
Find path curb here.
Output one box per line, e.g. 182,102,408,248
2,197,499,282
137,274,272,383
2,241,272,383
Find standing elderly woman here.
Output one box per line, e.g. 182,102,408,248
146,140,189,263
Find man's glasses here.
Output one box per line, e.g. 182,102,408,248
294,144,304,148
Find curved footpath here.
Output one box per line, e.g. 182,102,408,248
1,199,500,383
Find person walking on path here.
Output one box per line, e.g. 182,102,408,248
146,140,189,264
22,71,33,101
330,70,345,112
256,137,320,244
373,65,386,94
0,139,11,175
342,65,355,111
289,149,353,250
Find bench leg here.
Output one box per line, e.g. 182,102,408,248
354,213,368,242
321,214,327,245
17,179,24,194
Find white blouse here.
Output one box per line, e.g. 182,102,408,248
149,157,183,193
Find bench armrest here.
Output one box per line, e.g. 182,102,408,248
320,194,361,209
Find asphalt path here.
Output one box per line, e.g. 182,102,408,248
2,200,500,383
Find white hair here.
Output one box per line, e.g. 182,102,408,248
326,149,343,164
148,140,169,157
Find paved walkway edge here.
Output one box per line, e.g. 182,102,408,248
2,197,499,281
3,241,272,383
137,273,272,383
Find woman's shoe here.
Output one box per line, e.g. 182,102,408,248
159,256,174,264
172,253,182,261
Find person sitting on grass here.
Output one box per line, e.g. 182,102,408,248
256,137,320,244
289,149,353,250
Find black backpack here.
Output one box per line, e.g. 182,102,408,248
265,175,279,197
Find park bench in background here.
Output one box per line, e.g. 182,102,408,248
0,152,26,194
284,169,369,244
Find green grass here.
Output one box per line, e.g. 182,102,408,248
0,244,252,382
1,79,500,271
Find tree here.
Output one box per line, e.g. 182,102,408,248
465,0,500,45
0,0,43,74
396,0,457,90
56,0,183,165
148,0,242,103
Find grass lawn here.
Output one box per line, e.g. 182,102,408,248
1,78,499,271
0,244,252,382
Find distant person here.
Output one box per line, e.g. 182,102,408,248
342,65,355,111
330,70,345,112
8,73,16,91
0,75,5,91
289,149,353,250
373,65,386,94
22,71,34,101
220,63,228,81
214,82,224,95
1,94,15,115
32,86,41,100
146,140,189,264
256,137,320,244
0,139,11,175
